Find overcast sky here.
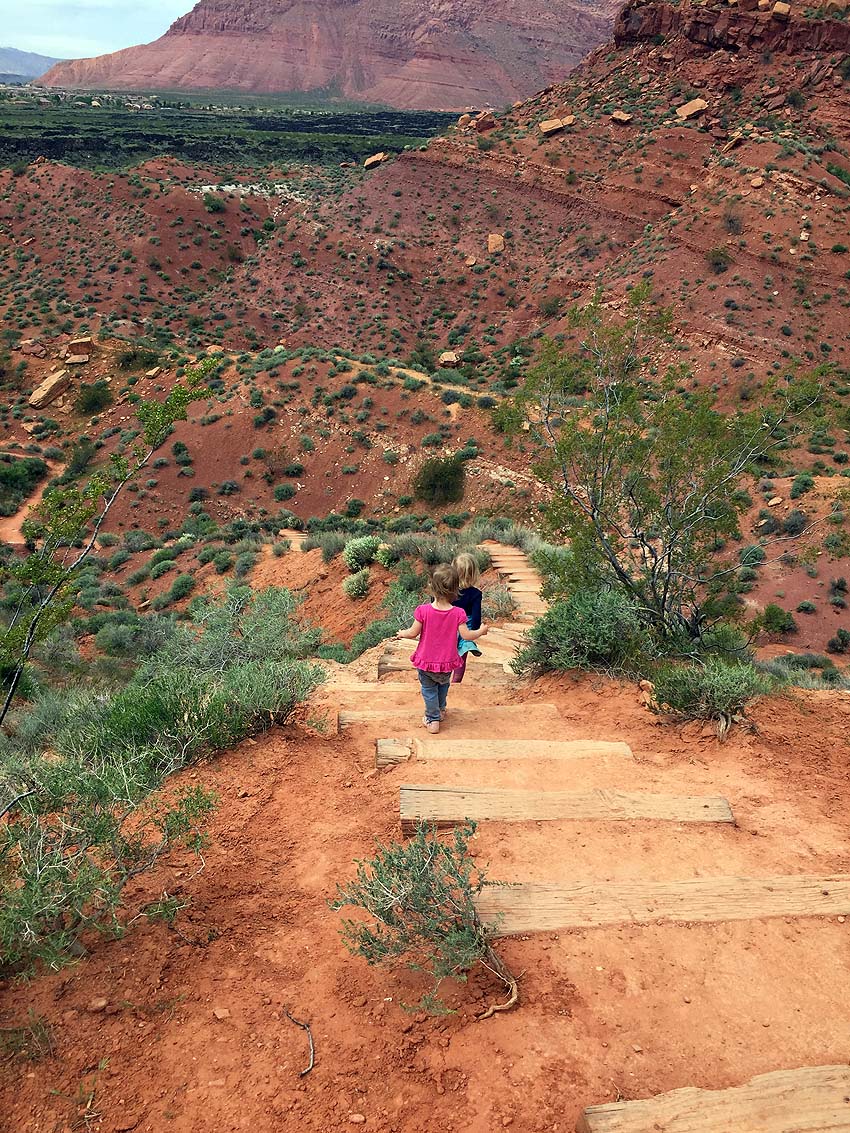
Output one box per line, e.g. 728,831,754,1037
1,0,191,61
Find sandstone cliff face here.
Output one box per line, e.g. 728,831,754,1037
614,0,850,55
39,0,620,110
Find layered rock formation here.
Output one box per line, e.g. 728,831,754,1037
38,0,620,110
614,0,850,54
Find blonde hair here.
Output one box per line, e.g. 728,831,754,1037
453,552,480,590
429,563,459,603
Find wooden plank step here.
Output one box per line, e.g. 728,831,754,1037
377,736,632,767
575,1064,850,1133
399,786,734,832
378,656,508,677
476,875,850,936
343,703,561,728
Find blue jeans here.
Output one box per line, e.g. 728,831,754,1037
418,669,451,723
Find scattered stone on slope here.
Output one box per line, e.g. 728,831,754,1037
488,233,506,254
676,97,709,120
363,152,387,170
474,111,497,132
611,109,633,124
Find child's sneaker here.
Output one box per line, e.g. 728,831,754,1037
423,716,440,734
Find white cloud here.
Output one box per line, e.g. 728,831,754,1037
0,0,191,59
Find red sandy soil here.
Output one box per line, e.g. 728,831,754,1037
3,661,850,1132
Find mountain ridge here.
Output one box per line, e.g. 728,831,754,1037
37,0,620,110
0,46,63,78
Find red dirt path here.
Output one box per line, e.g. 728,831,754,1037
3,666,850,1133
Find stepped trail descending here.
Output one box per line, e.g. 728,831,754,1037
6,543,850,1133
324,540,850,1131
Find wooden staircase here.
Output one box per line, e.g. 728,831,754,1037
324,538,850,1131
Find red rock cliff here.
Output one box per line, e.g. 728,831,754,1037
39,0,621,110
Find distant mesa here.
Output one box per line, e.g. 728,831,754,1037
37,0,622,111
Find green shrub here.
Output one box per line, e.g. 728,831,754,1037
739,545,766,567
513,590,647,674
342,535,381,572
652,658,770,731
331,821,514,1015
303,532,346,562
827,628,850,654
234,551,257,578
274,483,295,501
790,472,814,499
124,530,159,553
342,568,371,599
760,603,797,635
797,600,816,613
150,559,176,580
782,509,808,536
75,381,113,415
706,247,732,274
0,455,48,516
414,455,465,505
0,586,323,971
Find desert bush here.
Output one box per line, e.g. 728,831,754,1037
414,455,465,504
0,456,48,517
782,510,808,537
706,247,732,273
150,559,176,580
482,584,517,621
331,821,515,1015
827,628,850,654
75,381,113,415
116,346,159,371
790,472,814,499
342,568,371,599
0,586,322,971
302,532,347,562
342,535,381,572
739,545,766,567
513,590,648,675
124,529,159,553
760,603,797,635
652,658,770,734
515,290,818,645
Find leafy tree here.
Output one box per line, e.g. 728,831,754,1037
517,286,817,644
0,360,213,728
331,822,516,1016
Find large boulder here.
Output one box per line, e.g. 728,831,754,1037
29,370,70,409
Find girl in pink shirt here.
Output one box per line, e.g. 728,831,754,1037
396,563,488,733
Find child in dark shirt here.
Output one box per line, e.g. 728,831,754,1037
451,553,483,684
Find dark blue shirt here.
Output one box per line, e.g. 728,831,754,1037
453,586,482,630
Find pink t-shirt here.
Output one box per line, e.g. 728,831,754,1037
410,602,467,672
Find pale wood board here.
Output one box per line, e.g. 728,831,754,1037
476,875,850,935
575,1064,850,1133
376,737,633,767
399,785,733,831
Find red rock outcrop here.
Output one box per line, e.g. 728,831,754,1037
614,0,850,55
38,0,621,110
